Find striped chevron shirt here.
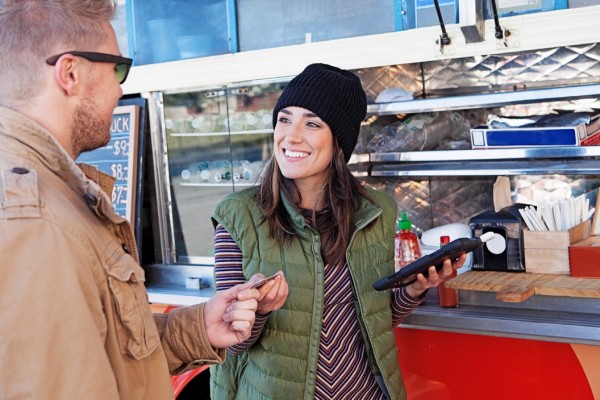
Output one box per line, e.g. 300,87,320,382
214,223,425,399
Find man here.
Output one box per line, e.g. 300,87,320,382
0,1,267,399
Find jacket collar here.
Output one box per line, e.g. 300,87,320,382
279,188,382,233
0,106,123,224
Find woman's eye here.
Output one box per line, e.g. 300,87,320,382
307,121,320,128
278,116,290,124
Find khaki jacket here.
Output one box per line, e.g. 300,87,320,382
0,106,224,400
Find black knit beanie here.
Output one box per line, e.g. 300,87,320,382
272,63,367,163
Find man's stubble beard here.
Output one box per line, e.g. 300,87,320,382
71,96,112,158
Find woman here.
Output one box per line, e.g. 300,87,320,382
210,63,466,400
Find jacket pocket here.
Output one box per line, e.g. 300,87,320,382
105,243,160,360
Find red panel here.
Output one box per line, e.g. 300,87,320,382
395,328,593,400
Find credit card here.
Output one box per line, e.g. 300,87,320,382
250,272,281,289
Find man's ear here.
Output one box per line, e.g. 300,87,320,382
53,54,81,96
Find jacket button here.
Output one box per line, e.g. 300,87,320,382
12,167,30,174
83,193,98,207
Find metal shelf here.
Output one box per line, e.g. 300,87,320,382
179,182,255,187
370,146,600,162
169,128,273,137
403,291,600,345
368,147,600,176
366,84,600,116
371,159,600,177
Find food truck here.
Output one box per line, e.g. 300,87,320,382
102,1,600,398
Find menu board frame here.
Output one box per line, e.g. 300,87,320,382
77,104,140,224
115,104,140,223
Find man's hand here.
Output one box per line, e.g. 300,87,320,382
203,282,265,348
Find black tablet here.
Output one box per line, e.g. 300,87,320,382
373,233,494,291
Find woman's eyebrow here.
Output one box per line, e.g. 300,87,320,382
279,108,319,119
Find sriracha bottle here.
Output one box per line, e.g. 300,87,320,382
437,235,459,308
395,212,422,271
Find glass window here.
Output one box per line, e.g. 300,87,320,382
111,0,129,58
237,0,397,51
162,81,285,263
128,0,234,65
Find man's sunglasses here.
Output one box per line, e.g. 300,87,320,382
45,51,133,84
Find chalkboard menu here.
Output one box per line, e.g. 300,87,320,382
77,105,140,222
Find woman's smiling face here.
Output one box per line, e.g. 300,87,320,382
273,106,333,188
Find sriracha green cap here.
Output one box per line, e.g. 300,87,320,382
398,211,412,230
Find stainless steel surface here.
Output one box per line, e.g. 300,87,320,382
145,263,214,287
145,92,177,263
358,64,423,103
367,83,600,115
371,146,600,162
178,256,215,265
147,290,211,306
371,159,600,176
369,147,600,176
401,290,600,345
145,263,215,305
459,0,484,43
170,128,273,137
423,43,600,95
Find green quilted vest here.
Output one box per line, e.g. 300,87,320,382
210,186,406,400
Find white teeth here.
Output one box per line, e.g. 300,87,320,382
285,150,309,158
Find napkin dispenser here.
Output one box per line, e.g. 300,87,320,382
469,204,527,272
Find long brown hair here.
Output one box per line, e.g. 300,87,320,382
257,138,372,266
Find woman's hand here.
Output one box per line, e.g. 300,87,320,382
249,271,289,315
406,253,467,298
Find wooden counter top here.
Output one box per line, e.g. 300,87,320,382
445,270,600,303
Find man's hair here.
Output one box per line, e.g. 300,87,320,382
0,0,117,107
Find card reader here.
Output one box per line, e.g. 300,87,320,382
373,232,496,291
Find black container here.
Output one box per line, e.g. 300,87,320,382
469,204,527,272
